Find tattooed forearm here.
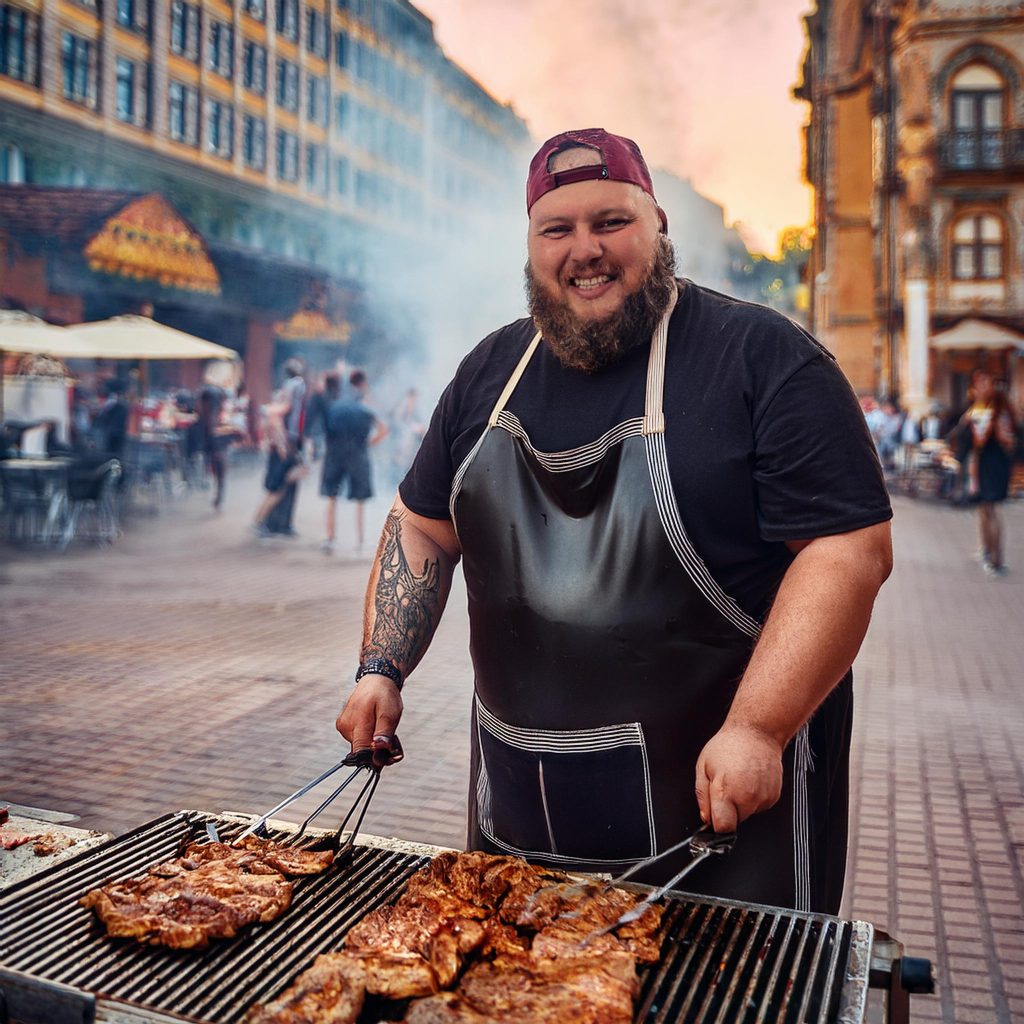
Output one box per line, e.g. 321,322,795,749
362,510,444,679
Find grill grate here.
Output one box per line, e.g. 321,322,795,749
0,810,867,1024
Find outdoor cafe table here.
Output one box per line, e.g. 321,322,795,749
0,457,72,544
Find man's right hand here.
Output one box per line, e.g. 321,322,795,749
336,675,404,765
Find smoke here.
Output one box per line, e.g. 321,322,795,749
416,0,813,252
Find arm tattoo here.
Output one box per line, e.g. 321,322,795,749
363,510,442,676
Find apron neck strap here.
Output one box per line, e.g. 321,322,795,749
643,281,678,436
487,282,678,432
488,330,542,427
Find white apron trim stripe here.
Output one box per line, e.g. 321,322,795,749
645,432,762,639
475,695,657,859
477,696,646,753
495,411,645,473
792,723,813,912
450,425,490,526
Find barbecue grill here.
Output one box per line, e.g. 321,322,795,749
0,810,933,1024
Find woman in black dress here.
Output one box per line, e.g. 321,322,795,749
962,370,1017,575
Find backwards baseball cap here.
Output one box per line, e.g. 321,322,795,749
527,128,663,227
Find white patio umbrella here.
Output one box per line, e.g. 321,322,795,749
0,310,84,356
66,315,238,360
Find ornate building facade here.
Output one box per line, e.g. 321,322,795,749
0,0,530,404
798,0,1024,412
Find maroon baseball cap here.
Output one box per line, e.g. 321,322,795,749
527,128,663,225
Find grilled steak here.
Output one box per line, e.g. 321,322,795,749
82,835,332,949
247,850,664,1024
246,953,366,1024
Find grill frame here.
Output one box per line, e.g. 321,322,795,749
0,809,878,1024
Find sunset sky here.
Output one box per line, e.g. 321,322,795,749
413,0,815,255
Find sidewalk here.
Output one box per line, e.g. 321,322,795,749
1,466,1022,1022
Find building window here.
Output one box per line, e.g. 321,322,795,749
275,0,297,40
204,98,233,158
0,143,28,183
208,21,233,77
0,4,39,85
334,155,349,195
335,30,349,69
243,114,266,169
116,0,148,31
168,80,199,144
242,0,264,20
275,57,298,112
61,32,94,106
275,129,298,181
115,57,134,121
949,65,1006,169
306,73,327,125
170,0,200,61
243,40,266,94
952,213,1004,280
305,142,326,193
305,7,327,58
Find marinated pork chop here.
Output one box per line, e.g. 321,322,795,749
82,834,332,949
246,953,366,1024
80,860,292,948
246,850,665,1024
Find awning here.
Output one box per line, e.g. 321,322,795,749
0,310,79,355
930,317,1024,351
66,316,238,360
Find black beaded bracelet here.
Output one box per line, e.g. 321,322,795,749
355,658,404,691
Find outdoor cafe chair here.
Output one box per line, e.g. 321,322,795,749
0,458,69,545
59,458,122,551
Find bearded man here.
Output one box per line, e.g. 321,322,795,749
336,129,892,913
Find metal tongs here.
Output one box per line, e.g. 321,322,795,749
576,823,736,946
233,747,393,854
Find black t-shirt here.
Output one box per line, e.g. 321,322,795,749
401,280,891,619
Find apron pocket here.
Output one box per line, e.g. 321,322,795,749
475,699,656,863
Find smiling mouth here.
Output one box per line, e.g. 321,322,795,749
570,274,615,290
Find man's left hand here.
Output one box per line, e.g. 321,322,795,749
694,724,784,833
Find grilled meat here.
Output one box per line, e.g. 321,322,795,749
245,953,366,1024
235,835,336,874
248,850,664,1024
412,954,637,1024
81,859,292,948
403,993,499,1024
82,834,331,949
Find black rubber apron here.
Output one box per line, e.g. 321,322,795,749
451,291,841,912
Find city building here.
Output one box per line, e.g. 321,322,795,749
0,0,531,405
797,0,1024,413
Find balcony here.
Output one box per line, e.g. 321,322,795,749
938,129,1024,173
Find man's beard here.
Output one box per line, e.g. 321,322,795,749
525,235,677,374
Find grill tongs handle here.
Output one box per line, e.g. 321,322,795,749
234,746,392,853
579,824,736,946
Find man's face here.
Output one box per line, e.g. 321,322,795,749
527,177,664,324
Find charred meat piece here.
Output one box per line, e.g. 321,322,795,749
245,952,366,1024
81,859,292,949
529,888,664,963
235,835,336,875
81,833,332,949
403,993,500,1024
404,851,550,918
448,954,638,1024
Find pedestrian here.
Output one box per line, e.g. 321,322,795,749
92,379,129,459
334,129,892,913
252,358,306,537
960,368,1017,575
195,384,227,510
320,369,388,555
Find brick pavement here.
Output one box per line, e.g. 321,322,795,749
1,464,1022,1022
